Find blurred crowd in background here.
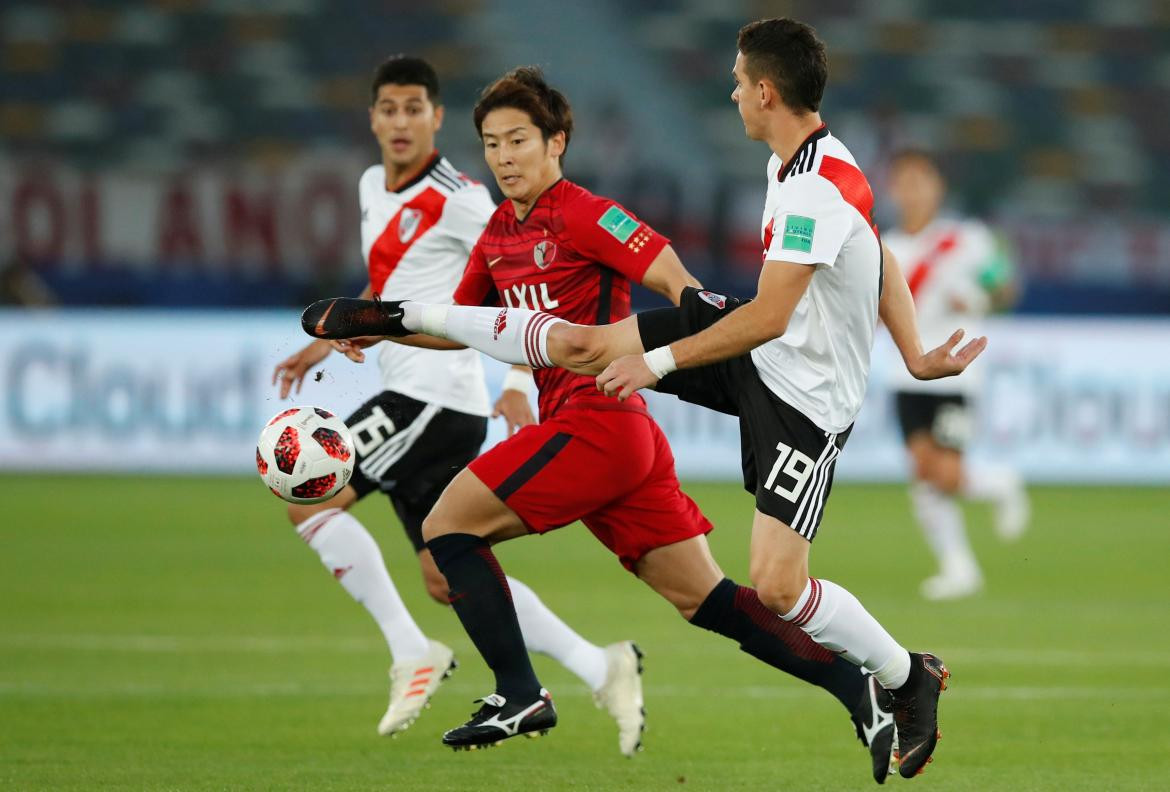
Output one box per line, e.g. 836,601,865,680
2,0,1167,313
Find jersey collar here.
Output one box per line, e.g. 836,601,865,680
388,150,442,194
512,177,564,224
777,124,829,183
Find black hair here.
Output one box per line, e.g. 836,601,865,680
737,18,828,114
370,55,440,105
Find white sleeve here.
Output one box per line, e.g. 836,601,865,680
357,167,379,258
765,178,855,268
441,185,495,252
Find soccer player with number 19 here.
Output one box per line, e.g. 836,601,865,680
309,65,902,783
307,20,988,780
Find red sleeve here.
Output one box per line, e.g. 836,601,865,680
562,191,669,283
452,243,499,307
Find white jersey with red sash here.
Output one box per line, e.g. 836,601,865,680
884,217,995,394
753,126,883,434
358,154,495,416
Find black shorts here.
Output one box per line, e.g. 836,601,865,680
346,390,487,552
638,288,850,540
894,392,970,450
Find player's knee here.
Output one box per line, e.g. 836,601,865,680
287,502,321,527
556,324,606,374
752,574,804,615
420,511,452,543
932,455,963,493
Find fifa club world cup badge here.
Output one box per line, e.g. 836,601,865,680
533,241,557,269
398,208,421,243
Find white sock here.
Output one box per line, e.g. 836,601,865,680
962,464,1019,504
401,302,564,368
295,509,429,663
910,482,980,578
507,575,608,691
782,577,912,690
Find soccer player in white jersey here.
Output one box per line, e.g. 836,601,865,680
310,22,988,778
271,56,645,754
883,149,1029,600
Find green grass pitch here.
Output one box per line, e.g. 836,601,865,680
2,476,1168,790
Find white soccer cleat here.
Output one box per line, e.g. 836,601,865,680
920,568,983,601
592,641,645,756
377,639,456,736
994,475,1030,542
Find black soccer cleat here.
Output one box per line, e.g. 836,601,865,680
442,688,557,751
851,674,897,784
301,295,410,340
890,652,950,778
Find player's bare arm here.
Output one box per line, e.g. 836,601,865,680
597,259,813,400
879,243,988,380
640,244,703,304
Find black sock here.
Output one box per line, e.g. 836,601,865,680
690,578,865,711
426,533,542,703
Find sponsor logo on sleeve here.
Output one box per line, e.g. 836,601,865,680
781,214,815,254
597,205,640,243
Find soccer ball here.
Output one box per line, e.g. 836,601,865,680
256,406,355,504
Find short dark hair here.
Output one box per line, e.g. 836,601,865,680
370,55,440,105
473,67,573,163
737,18,827,114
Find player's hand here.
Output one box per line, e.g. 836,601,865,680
328,336,382,364
272,339,332,398
492,389,535,437
908,328,988,380
596,354,659,401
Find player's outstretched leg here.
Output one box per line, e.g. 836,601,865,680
302,298,640,377
302,296,411,339
292,506,454,736
508,576,645,756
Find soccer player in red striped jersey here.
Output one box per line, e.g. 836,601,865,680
309,66,903,781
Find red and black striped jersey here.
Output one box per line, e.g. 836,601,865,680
453,179,668,420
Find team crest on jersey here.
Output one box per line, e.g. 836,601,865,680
533,241,557,269
698,290,727,310
398,208,422,243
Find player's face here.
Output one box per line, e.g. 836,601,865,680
369,84,443,169
481,107,565,203
731,52,765,140
888,159,945,225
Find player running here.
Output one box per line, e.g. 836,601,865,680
884,148,1029,600
307,65,901,784
270,56,646,754
305,22,984,779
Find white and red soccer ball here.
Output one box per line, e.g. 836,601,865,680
256,406,354,504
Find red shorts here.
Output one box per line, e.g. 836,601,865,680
468,399,713,571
